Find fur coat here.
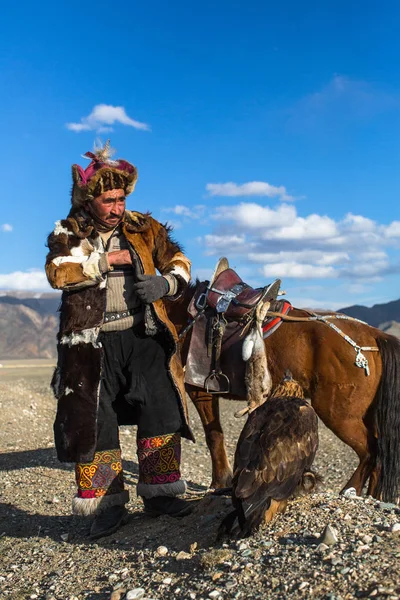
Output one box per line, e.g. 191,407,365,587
45,209,193,463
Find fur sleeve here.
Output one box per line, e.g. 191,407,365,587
45,220,105,291
151,218,191,300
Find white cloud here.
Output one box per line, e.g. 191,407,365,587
265,214,338,241
66,104,150,133
262,262,336,279
1,224,12,232
206,181,294,201
0,270,51,291
248,250,350,266
213,202,296,229
163,205,206,219
342,213,376,233
202,233,248,255
200,200,400,282
384,221,400,238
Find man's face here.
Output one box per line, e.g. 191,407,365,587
88,188,126,225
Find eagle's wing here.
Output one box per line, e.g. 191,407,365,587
233,397,319,503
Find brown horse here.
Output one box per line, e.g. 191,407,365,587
167,282,400,503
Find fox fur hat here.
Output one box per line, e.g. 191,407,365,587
71,140,138,209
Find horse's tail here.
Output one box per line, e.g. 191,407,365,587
374,334,400,502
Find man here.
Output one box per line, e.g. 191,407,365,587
45,141,193,540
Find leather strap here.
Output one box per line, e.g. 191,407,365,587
104,306,143,324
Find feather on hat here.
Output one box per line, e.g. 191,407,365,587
71,140,138,209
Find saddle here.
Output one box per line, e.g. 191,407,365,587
184,258,281,395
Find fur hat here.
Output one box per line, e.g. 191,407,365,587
71,140,138,208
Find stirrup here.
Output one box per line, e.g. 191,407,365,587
205,370,230,394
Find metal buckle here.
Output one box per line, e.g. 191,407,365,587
196,292,207,310
216,295,233,313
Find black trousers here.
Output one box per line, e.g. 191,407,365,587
96,325,184,451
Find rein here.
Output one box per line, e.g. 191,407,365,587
265,310,379,376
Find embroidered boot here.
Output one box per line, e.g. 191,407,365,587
142,495,192,517
89,504,130,540
136,433,191,516
73,449,129,519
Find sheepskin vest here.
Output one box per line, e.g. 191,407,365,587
45,210,193,463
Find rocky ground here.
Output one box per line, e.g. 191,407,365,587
0,366,399,600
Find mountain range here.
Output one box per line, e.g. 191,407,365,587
0,291,399,359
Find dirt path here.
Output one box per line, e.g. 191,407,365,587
0,372,399,600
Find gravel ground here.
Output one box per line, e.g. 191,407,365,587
0,367,399,600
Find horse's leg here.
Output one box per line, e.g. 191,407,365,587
187,386,233,489
340,453,375,496
313,386,375,496
366,465,380,498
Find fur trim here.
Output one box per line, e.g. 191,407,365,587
169,263,191,283
81,252,103,281
72,163,138,208
54,221,73,236
60,328,100,347
137,479,187,499
72,490,129,516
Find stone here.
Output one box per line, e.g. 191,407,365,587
318,524,338,546
299,582,309,590
356,544,370,553
60,533,69,542
126,590,145,600
163,578,172,585
209,592,222,599
342,487,357,497
156,546,168,556
390,523,400,533
176,551,192,560
362,534,373,544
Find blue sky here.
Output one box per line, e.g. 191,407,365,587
0,0,399,308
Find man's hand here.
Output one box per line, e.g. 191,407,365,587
107,250,132,266
133,274,169,304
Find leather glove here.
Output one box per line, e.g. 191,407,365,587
133,273,170,304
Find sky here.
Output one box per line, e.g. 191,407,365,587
0,0,399,309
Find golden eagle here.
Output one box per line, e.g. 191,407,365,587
219,371,319,537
